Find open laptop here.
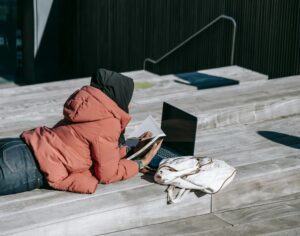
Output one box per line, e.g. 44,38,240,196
147,102,198,169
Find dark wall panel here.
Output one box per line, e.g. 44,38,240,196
0,0,17,80
145,0,228,74
22,0,300,84
224,0,300,78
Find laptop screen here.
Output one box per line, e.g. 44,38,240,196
161,102,198,156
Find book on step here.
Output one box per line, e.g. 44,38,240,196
126,115,166,160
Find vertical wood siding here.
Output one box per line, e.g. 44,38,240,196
25,0,300,83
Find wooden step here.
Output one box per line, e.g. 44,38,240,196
0,65,267,103
1,161,298,236
102,213,231,236
0,67,299,235
0,66,265,104
2,156,298,235
212,158,300,211
103,195,300,236
0,70,157,99
1,114,299,235
198,65,268,84
200,115,300,212
0,75,299,138
0,173,210,235
194,115,300,161
0,82,18,89
0,76,18,89
0,66,269,125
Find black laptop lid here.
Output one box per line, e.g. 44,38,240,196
161,102,198,155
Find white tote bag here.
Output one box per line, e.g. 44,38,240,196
154,156,237,203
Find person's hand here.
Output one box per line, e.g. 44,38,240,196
133,131,153,152
141,139,163,166
139,131,153,141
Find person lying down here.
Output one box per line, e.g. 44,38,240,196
0,68,162,195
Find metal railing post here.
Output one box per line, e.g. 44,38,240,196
143,15,237,71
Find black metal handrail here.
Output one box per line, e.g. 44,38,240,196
143,15,237,70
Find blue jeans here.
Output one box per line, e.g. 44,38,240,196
0,138,47,195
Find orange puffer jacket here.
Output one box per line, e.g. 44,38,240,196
21,85,139,194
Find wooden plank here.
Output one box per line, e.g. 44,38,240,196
132,96,300,131
134,75,300,105
112,216,300,236
4,67,265,107
0,74,299,119
1,111,299,169
194,215,300,236
0,71,153,100
0,77,196,112
100,213,230,236
187,113,300,162
2,146,299,234
214,145,300,168
0,78,89,96
1,108,299,162
215,198,300,225
101,198,300,236
212,169,300,212
0,110,298,152
0,82,18,89
194,116,300,162
0,85,299,134
0,88,77,105
264,192,300,204
1,125,299,186
198,65,269,82
0,78,195,107
132,66,269,99
0,74,172,105
144,114,300,159
0,117,60,138
194,114,300,166
125,66,268,83
0,68,296,110
0,74,160,100
0,184,210,235
0,70,154,96
233,157,300,183
0,173,153,215
122,70,159,80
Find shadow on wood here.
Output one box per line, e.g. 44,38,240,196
257,131,300,150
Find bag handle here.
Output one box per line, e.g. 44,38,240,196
167,186,190,204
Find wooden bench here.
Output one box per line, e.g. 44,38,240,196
0,66,299,235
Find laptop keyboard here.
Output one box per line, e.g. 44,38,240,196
156,148,178,159
148,147,178,169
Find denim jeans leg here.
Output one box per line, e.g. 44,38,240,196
0,138,46,195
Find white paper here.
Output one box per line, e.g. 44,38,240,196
129,115,165,138
126,115,166,160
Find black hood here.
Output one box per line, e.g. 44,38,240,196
90,68,134,113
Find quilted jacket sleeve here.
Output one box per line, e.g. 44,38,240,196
90,137,139,184
48,170,98,194
119,145,128,159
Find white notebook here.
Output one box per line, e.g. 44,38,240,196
126,115,166,160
